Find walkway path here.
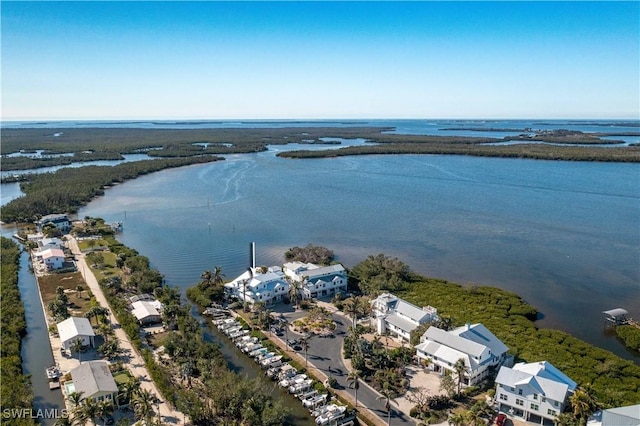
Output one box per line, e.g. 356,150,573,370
67,237,186,424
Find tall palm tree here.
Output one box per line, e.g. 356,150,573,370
570,387,599,426
97,399,115,424
133,389,156,425
70,338,84,363
118,376,141,406
85,306,109,326
212,266,225,286
453,358,468,398
448,412,467,426
200,270,213,288
76,398,99,426
376,385,397,426
300,334,311,368
76,285,84,299
346,370,361,408
288,279,302,308
342,296,366,330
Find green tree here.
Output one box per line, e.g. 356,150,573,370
570,387,599,426
350,253,411,294
346,370,361,408
453,358,468,398
133,389,156,425
440,374,456,398
377,384,398,426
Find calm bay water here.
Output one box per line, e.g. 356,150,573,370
76,144,640,363
2,120,638,414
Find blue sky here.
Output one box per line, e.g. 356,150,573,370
2,1,639,120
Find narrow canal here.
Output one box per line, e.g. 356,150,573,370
195,307,315,426
18,250,65,425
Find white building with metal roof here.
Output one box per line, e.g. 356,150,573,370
224,266,289,305
370,293,439,342
588,404,640,426
415,323,510,386
495,361,577,425
69,361,118,404
283,262,348,299
131,300,163,324
57,317,95,351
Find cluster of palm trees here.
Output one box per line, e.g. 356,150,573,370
62,377,159,426
447,400,494,426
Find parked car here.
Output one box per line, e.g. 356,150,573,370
495,413,507,426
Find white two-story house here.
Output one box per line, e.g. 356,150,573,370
224,266,289,305
495,361,577,425
415,323,510,386
283,262,348,299
370,293,439,342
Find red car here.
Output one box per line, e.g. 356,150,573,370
495,413,507,426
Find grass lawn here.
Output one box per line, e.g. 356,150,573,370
38,272,94,317
113,371,132,385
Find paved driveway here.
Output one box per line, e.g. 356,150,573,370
271,301,416,426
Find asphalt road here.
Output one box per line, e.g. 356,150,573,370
273,303,416,426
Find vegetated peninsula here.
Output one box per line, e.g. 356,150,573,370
0,156,222,223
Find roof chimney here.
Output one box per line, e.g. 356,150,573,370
249,242,256,269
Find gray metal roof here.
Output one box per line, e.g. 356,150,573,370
424,326,487,358
602,404,640,426
453,323,509,356
70,361,118,398
496,365,571,402
603,308,629,318
394,299,429,323
385,313,420,334
57,317,95,344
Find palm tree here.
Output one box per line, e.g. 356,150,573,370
97,399,114,424
300,334,311,368
346,370,361,408
70,338,84,363
200,270,213,289
133,389,156,425
288,279,302,309
570,387,599,426
76,398,99,426
118,376,141,406
453,358,468,398
76,285,84,299
342,296,367,330
212,266,225,286
376,385,398,426
67,391,85,408
85,306,109,326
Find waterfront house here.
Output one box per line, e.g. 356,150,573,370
282,262,348,299
415,323,510,386
495,361,577,425
38,237,65,250
39,248,66,270
37,214,71,233
131,300,163,324
69,361,118,404
369,293,438,342
224,266,289,305
587,404,640,426
57,317,95,351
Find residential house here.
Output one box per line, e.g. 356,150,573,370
37,214,71,232
39,248,66,270
131,300,163,324
495,361,577,425
69,361,118,404
283,262,348,299
415,323,510,386
57,317,95,351
224,266,289,305
588,404,640,426
38,237,65,250
370,293,439,342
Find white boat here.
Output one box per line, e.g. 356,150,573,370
303,394,327,409
279,373,307,388
315,404,347,426
276,365,297,380
216,318,236,329
298,390,318,401
255,351,275,362
236,336,257,347
260,355,282,367
266,365,283,378
223,325,242,335
289,378,313,395
249,347,268,357
243,343,263,353
46,365,62,380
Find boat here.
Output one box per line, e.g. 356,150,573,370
289,378,313,395
277,365,298,381
260,355,282,367
279,373,307,388
235,336,257,347
315,404,347,425
266,365,283,378
46,365,62,380
224,325,242,335
243,343,263,353
249,347,268,357
303,394,327,409
229,329,249,339
298,390,318,401
255,351,275,362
